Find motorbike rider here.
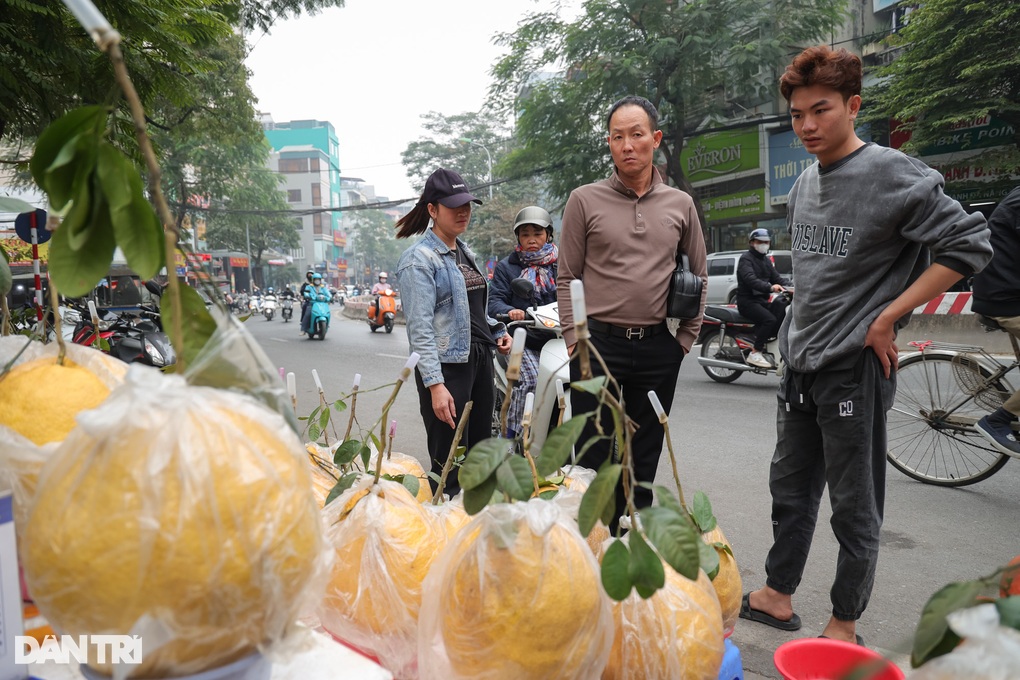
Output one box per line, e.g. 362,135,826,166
304,273,330,332
488,206,558,437
737,228,791,369
299,270,316,333
370,272,391,319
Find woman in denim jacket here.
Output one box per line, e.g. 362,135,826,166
395,168,511,498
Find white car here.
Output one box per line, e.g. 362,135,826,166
706,250,792,304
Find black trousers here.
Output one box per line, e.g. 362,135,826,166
569,327,685,530
765,349,896,621
738,298,788,351
414,342,495,499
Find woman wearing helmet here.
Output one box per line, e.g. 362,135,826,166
736,228,791,368
488,205,558,437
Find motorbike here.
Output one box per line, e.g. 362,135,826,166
68,287,176,368
696,288,793,383
368,288,398,333
492,278,571,455
262,293,277,321
304,288,331,340
281,296,294,322
248,295,262,315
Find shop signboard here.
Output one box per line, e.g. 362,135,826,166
768,129,816,205
229,257,249,268
702,188,767,221
891,115,1015,155
924,148,1020,204
681,127,763,185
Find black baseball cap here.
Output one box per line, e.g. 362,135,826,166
421,168,482,208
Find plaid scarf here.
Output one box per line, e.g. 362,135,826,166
515,243,558,296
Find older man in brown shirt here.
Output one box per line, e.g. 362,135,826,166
558,95,707,526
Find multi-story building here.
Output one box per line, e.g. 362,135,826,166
262,116,347,288
681,0,1015,253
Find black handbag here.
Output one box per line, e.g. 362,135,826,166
666,251,703,320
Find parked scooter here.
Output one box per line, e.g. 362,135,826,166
303,286,331,340
696,288,793,383
263,291,277,321
281,296,294,322
492,278,571,454
367,288,398,333
69,286,176,368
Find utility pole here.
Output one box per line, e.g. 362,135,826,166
459,137,493,199
245,222,254,291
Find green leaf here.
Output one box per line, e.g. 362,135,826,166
334,439,362,466
629,529,666,599
570,376,607,395
324,472,361,507
496,456,534,501
459,437,513,490
400,474,420,498
46,195,115,297
699,539,721,580
59,167,95,252
536,413,588,477
578,462,621,537
317,406,331,433
995,595,1020,631
911,580,985,667
96,142,164,279
463,472,499,515
332,399,348,412
692,490,717,532
654,485,686,516
161,283,217,369
29,106,106,198
601,539,633,601
642,506,702,580
538,489,558,500
43,133,92,212
360,444,371,469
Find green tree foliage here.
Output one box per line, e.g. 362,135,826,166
400,110,552,262
488,0,847,207
203,165,300,286
349,209,405,281
866,0,1020,163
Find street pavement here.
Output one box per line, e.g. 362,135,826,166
247,310,1020,678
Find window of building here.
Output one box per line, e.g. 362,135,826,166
287,189,301,202
279,158,308,173
311,183,322,206
313,213,323,235
310,157,321,171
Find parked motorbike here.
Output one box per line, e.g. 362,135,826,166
68,289,176,368
303,288,331,340
263,293,277,321
281,297,294,322
368,288,398,333
696,288,793,383
492,278,571,455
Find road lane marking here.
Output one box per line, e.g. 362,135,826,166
377,353,409,359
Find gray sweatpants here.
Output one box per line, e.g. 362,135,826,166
990,315,1020,415
764,349,896,621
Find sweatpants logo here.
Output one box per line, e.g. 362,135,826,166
839,401,854,417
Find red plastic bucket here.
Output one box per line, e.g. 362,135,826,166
774,638,905,680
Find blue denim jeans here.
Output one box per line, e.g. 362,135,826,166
765,349,896,621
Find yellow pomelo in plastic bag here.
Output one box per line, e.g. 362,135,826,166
369,451,433,503
604,563,725,680
0,356,110,445
703,525,742,634
319,477,445,678
22,367,324,678
419,500,613,680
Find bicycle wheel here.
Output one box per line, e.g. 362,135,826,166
700,333,743,383
887,352,1009,486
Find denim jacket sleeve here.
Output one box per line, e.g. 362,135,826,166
396,247,445,387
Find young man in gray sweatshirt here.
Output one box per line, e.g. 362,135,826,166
739,46,992,645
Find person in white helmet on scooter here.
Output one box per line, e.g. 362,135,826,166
488,206,558,437
737,228,791,369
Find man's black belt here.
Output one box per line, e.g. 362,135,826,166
587,319,667,341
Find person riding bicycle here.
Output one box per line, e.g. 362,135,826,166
488,206,558,438
972,185,1020,455
299,270,315,332
736,228,791,368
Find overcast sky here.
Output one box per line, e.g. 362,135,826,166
245,0,578,202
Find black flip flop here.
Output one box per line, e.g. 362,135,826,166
819,634,866,647
738,592,802,631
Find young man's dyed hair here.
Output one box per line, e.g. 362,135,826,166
779,45,862,103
